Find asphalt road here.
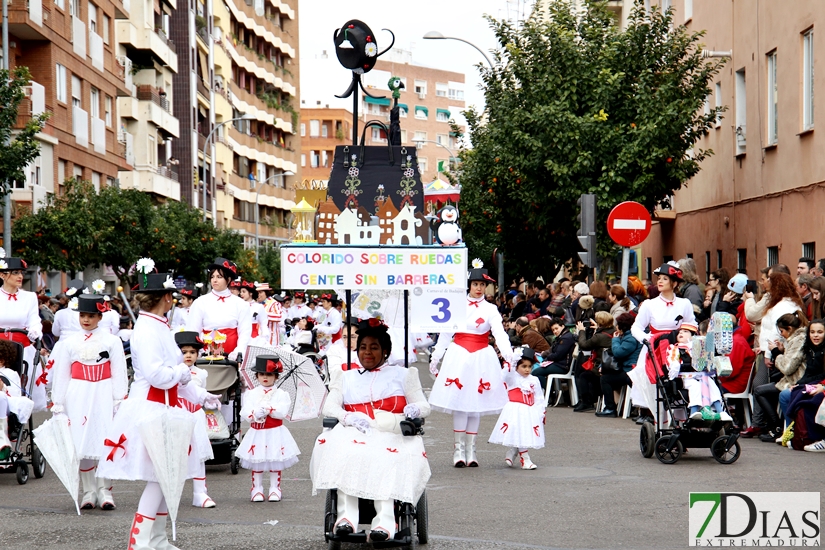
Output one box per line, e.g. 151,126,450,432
1,359,822,550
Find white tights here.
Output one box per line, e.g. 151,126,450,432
0,394,8,417
79,458,96,471
137,481,166,518
452,411,480,434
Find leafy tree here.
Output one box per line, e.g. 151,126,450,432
457,0,724,280
0,67,50,200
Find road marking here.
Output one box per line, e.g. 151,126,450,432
613,219,647,230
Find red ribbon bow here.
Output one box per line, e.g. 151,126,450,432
266,360,282,373
318,439,326,444
468,300,479,308
249,445,255,455
7,293,17,301
223,261,237,273
181,289,192,296
35,369,49,386
216,295,227,302
104,434,127,461
386,448,398,453
445,377,463,389
478,379,491,394
500,423,508,433
96,302,111,313
533,425,540,436
21,260,27,269
663,299,674,307
368,318,383,328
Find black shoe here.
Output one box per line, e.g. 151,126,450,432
572,402,587,412
636,416,653,425
595,409,618,417
335,522,354,537
574,404,595,413
759,430,779,442
370,529,390,542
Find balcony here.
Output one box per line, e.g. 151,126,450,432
116,20,178,70
225,40,295,97
119,93,179,137
230,85,293,134
73,105,89,148
114,0,130,19
73,16,86,58
136,85,170,112
118,167,181,201
91,117,106,154
226,0,295,58
90,30,104,72
197,78,210,101
228,126,298,173
116,56,135,97
28,0,42,26
118,130,135,166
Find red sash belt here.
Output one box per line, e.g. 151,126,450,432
178,398,202,413
251,324,259,339
147,385,180,407
331,330,342,344
454,332,490,353
250,417,283,430
508,388,535,406
71,361,112,382
344,395,407,419
0,331,30,348
202,327,239,354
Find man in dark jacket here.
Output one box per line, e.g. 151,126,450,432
515,317,550,353
533,319,577,390
510,292,528,321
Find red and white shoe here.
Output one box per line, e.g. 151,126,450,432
127,513,155,550
268,471,282,502
519,451,537,470
504,447,517,467
251,471,265,502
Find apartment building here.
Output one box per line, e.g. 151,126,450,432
300,107,351,185
640,0,825,279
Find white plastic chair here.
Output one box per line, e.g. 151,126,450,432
723,365,755,428
544,345,579,407
620,386,633,418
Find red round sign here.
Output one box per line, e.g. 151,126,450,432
607,201,651,248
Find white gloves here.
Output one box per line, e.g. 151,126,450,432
403,404,421,419
667,360,681,381
343,412,372,434
429,358,440,376
176,364,192,386
228,350,241,362
203,393,222,410
27,330,42,342
254,404,268,421
113,399,123,414
51,404,65,416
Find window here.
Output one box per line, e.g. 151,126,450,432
103,14,110,44
55,0,64,9
436,134,448,145
92,172,100,192
72,75,81,108
803,29,814,130
737,248,747,274
301,154,306,167
684,0,692,20
105,95,112,126
309,120,319,137
400,129,407,144
300,123,305,137
414,80,426,96
90,87,99,118
436,111,449,122
767,246,779,267
56,64,67,103
321,124,328,138
686,252,693,259
310,151,319,168
714,82,722,127
418,157,427,173
88,2,97,32
703,93,711,117
413,131,426,148
415,106,428,120
321,150,328,167
435,82,448,97
148,135,156,166
717,249,723,269
448,86,464,100
371,127,387,142
735,69,746,154
803,242,816,260
766,51,777,145
705,251,711,281
660,0,671,13
399,106,407,118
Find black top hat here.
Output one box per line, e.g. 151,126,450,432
207,257,238,280
335,20,381,73
468,259,495,284
64,278,86,296
654,261,684,282
252,354,283,375
175,331,203,349
518,347,537,363
272,293,285,302
320,292,339,304
178,285,201,299
0,257,28,272
134,272,176,293
75,294,111,314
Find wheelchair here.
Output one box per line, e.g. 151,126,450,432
321,417,429,549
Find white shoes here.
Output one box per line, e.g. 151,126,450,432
97,476,115,510
453,432,466,468
251,471,265,502
804,440,825,452
518,451,536,470
689,411,702,420
80,469,98,510
268,471,282,502
465,433,479,467
504,447,517,467
127,513,155,550
149,512,180,550
718,411,733,422
193,492,216,508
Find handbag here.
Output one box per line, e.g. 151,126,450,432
600,348,620,372
204,408,230,440
328,120,425,231
580,355,595,371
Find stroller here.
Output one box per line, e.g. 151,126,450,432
0,332,46,484
196,356,243,474
638,330,741,465
322,416,429,549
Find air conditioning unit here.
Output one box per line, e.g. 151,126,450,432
418,92,425,100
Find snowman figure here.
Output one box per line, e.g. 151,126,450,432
431,205,462,245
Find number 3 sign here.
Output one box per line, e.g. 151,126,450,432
410,287,467,333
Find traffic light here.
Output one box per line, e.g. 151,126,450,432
577,194,597,268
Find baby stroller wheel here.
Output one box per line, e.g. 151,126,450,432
324,490,341,550
654,436,683,464
639,422,655,458
416,492,429,544
16,461,29,485
711,436,741,464
230,453,240,475
32,445,46,479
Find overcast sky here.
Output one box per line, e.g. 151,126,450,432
298,0,534,113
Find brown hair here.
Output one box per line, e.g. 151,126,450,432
712,267,731,289
134,291,171,312
0,339,18,368
615,312,635,333
532,317,551,335
766,273,805,311
776,311,808,332
627,276,648,299
594,311,614,328
610,285,632,310
809,277,825,319
589,281,609,300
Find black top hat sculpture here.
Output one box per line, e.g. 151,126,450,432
334,20,395,104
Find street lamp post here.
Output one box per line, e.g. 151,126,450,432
250,170,294,259
423,31,494,69
201,115,255,224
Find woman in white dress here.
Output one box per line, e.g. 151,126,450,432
428,260,515,467
0,254,45,410
629,261,698,422
50,294,128,510
310,319,430,542
97,266,221,549
239,280,269,343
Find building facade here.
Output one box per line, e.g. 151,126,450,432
640,0,825,280
299,107,351,185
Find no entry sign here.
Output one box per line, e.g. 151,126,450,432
607,201,651,248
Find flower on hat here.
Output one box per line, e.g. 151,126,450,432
83,287,91,294
136,258,155,274
163,276,176,289
0,247,5,258
195,282,204,289
368,318,384,328
68,297,79,310
92,279,106,294
66,287,78,296
0,260,7,270
365,42,377,57
103,295,111,302
472,258,483,269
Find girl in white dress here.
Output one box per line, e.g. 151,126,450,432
50,294,128,510
235,355,300,502
489,347,545,470
0,340,35,460
239,281,270,343
310,319,430,542
428,260,515,467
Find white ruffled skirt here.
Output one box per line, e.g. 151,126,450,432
428,343,507,415
488,403,545,449
236,425,300,471
65,378,115,460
